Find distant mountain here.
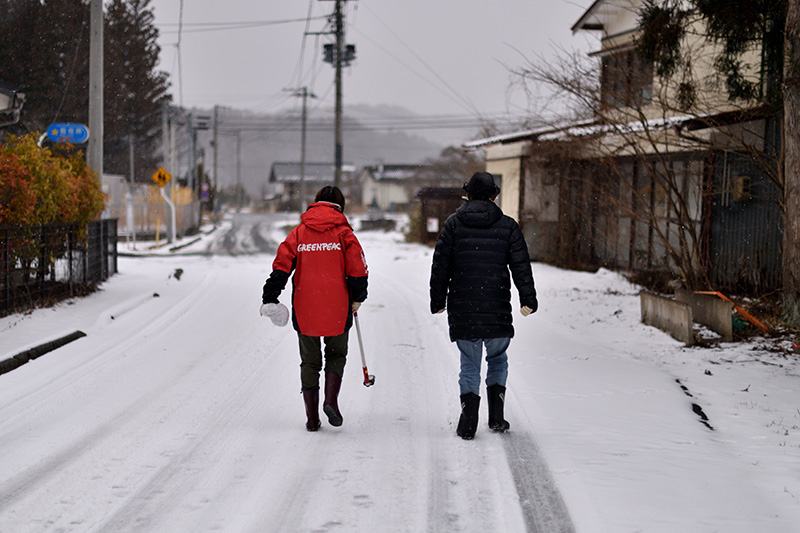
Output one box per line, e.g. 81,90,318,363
346,103,492,147
190,104,454,198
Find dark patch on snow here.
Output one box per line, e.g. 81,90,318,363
676,379,714,430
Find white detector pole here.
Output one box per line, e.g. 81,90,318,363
160,186,177,243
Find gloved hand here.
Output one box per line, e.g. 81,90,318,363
521,305,534,317
352,301,361,312
260,302,289,327
435,308,445,314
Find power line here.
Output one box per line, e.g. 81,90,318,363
214,112,528,133
289,0,318,90
355,4,481,118
158,17,326,34
349,27,476,117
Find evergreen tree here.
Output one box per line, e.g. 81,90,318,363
0,0,91,132
1,0,171,184
0,0,40,105
104,0,170,182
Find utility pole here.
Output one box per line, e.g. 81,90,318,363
301,88,309,209
127,134,136,248
212,105,219,217
288,87,316,209
128,135,135,185
236,131,242,211
333,0,343,188
320,0,356,189
87,0,103,178
187,114,195,192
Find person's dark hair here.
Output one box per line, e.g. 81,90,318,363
314,186,346,211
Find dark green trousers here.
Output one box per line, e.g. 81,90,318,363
297,331,348,391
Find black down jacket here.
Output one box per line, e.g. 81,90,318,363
430,199,538,342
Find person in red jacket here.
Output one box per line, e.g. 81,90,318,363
261,186,369,431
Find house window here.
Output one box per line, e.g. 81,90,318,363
600,48,653,109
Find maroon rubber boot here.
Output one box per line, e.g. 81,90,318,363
302,389,321,432
322,372,344,427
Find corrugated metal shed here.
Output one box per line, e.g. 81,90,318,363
709,150,782,292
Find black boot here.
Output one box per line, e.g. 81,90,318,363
456,392,480,440
302,389,321,432
323,372,343,427
487,384,510,432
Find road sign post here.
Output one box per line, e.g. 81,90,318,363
151,167,176,243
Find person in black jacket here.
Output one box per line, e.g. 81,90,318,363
430,172,538,440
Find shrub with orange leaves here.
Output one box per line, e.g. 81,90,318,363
0,133,105,227
0,152,37,225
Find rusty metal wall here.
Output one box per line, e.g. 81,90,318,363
709,150,782,293
519,142,782,295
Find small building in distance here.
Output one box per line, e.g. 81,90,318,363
358,163,424,212
269,162,356,210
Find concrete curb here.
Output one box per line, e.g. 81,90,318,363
0,330,87,377
640,291,694,346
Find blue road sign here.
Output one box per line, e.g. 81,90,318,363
47,123,90,144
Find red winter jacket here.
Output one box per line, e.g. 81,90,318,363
263,202,368,337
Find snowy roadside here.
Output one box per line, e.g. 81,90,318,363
513,262,800,530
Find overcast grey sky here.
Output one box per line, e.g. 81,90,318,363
149,1,598,125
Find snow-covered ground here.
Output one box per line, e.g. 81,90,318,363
1,213,798,532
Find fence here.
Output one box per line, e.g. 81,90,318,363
102,181,201,239
0,219,118,317
106,199,201,239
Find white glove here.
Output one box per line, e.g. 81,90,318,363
435,308,445,314
521,306,533,317
352,301,361,312
260,303,289,327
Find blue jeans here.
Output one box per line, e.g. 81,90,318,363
456,337,511,396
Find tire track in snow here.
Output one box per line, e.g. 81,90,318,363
93,337,292,531
0,258,218,429
0,256,296,531
501,431,575,533
366,262,515,532
203,215,278,256
80,284,300,530
367,241,574,532
0,408,134,516
364,263,452,529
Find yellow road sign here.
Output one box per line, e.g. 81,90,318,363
152,167,172,187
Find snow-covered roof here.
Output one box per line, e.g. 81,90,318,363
463,122,598,148
464,113,717,149
571,0,638,33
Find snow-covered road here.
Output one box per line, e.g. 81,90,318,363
0,215,571,532
1,213,798,532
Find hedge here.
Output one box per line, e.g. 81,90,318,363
0,133,105,227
